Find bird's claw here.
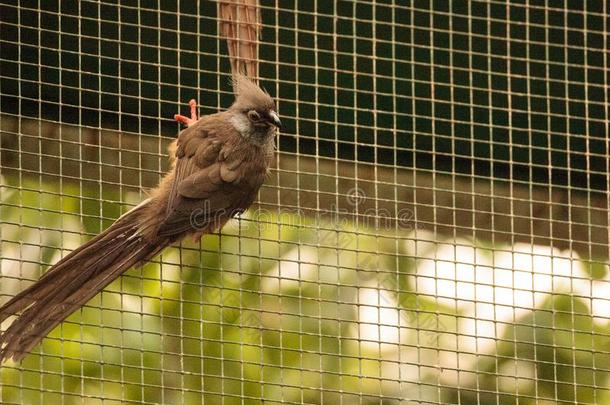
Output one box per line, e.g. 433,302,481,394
174,99,199,127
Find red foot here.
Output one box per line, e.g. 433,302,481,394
174,99,199,127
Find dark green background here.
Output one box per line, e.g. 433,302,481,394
1,0,607,192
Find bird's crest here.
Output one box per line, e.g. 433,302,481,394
231,74,275,110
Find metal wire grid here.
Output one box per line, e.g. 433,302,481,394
0,0,608,404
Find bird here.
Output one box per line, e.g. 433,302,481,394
0,75,281,363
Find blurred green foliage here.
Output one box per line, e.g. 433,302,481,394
1,176,608,404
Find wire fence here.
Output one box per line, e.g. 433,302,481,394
0,1,608,403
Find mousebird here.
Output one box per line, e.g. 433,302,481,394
0,75,281,363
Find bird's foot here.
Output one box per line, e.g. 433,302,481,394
174,99,199,127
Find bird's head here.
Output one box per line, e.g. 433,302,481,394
229,75,282,138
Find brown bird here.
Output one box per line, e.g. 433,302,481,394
0,75,281,363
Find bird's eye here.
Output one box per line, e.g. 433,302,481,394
247,110,261,121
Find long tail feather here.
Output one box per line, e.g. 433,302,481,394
0,201,167,363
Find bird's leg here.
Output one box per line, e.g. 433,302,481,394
174,99,199,127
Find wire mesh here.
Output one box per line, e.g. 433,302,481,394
0,0,608,403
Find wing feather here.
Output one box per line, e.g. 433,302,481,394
159,112,259,238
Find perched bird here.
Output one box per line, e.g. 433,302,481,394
0,75,281,363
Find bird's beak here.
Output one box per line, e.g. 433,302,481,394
267,110,283,130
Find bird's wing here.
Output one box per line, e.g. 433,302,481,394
160,116,256,237
165,117,224,215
